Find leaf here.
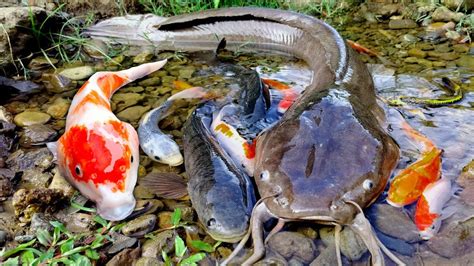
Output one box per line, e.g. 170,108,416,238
93,215,108,228
21,250,35,266
180,253,206,266
36,229,52,246
52,227,61,246
162,250,171,266
85,249,100,260
37,249,54,263
90,234,105,249
60,238,74,254
50,221,71,238
3,256,19,266
61,246,88,257
174,235,187,258
70,201,96,213
49,257,75,265
171,208,182,227
73,254,92,266
0,239,36,258
190,240,214,253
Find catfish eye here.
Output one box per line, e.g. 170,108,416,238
75,165,82,177
207,218,216,227
154,156,161,161
363,179,374,190
130,155,134,163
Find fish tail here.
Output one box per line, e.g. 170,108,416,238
401,121,435,152
168,86,207,101
118,60,167,83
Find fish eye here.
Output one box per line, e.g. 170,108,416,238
430,225,436,230
130,155,134,163
75,165,82,177
154,156,161,161
363,179,374,190
207,218,216,227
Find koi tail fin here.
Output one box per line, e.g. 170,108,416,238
118,60,167,83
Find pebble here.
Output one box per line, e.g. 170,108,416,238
135,199,164,215
310,244,337,266
107,232,137,254
456,55,474,69
133,185,155,199
65,213,93,233
133,51,154,64
111,93,145,112
427,217,474,258
267,231,318,263
401,34,418,43
366,204,420,243
319,227,367,261
7,148,54,172
141,230,175,258
28,57,58,71
106,247,141,266
59,66,95,80
407,48,427,58
46,98,70,119
388,19,417,29
135,257,161,266
138,77,162,87
0,230,7,246
13,111,51,127
48,168,76,197
20,124,57,146
20,169,52,188
41,73,76,93
431,6,464,22
29,213,52,233
121,214,156,237
14,234,35,243
445,30,461,41
157,211,173,229
116,106,150,122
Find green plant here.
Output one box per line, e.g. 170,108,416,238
0,206,124,265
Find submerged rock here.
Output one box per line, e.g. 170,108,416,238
107,232,138,254
41,73,76,93
427,217,474,258
13,111,51,127
431,6,464,22
319,226,367,261
389,19,417,29
6,147,53,172
46,97,70,119
116,105,151,123
121,214,156,237
20,124,57,147
106,247,141,266
12,188,68,222
141,230,175,258
267,231,318,263
59,66,95,80
64,213,94,233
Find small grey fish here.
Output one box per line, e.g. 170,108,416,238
184,103,256,243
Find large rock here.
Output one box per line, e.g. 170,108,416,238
266,231,318,264
0,7,59,73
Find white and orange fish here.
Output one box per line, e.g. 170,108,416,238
211,104,256,176
387,121,442,207
48,60,167,221
262,78,298,114
414,178,456,239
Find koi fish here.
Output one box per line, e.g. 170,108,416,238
48,60,167,221
346,40,378,57
211,104,256,176
387,121,441,207
414,178,454,240
262,78,298,114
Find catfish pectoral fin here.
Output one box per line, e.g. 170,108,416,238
140,172,188,199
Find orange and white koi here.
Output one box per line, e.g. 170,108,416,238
48,60,167,221
387,121,442,207
211,104,256,176
346,40,378,57
414,178,455,239
262,78,298,114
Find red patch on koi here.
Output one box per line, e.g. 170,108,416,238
60,124,131,192
97,73,126,98
414,195,439,231
243,139,256,159
215,123,233,137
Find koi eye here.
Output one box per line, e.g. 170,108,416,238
75,165,82,177
207,218,216,227
363,179,374,190
154,156,161,161
430,225,436,230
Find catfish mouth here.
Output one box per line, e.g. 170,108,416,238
207,228,248,243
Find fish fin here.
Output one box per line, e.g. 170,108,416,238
168,86,206,101
119,60,167,82
216,37,227,54
140,172,188,199
46,141,58,162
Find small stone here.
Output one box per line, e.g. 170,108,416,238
107,232,137,254
20,169,52,188
133,52,154,64
14,111,51,127
138,77,162,87
438,52,460,61
157,211,173,229
121,86,145,93
134,185,155,199
426,21,455,32
65,213,94,233
366,204,420,242
388,19,417,29
427,217,474,258
12,188,67,223
453,44,469,53
116,106,150,122
319,227,367,261
432,61,447,67
59,66,95,80
141,230,174,258
106,247,141,266
435,44,453,53
310,244,337,266
121,214,157,237
408,48,427,58
401,34,418,43
135,199,164,215
432,6,464,22
0,230,7,246
456,55,474,69
7,148,54,172
20,124,57,147
29,213,52,234
135,257,161,266
266,231,317,263
46,98,70,119
178,67,195,79
48,168,76,197
28,57,58,71
296,226,318,240
445,30,461,41
14,235,35,243
42,73,76,94
111,93,145,112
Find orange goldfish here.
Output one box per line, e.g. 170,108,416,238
48,60,167,221
346,40,378,57
387,121,442,207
